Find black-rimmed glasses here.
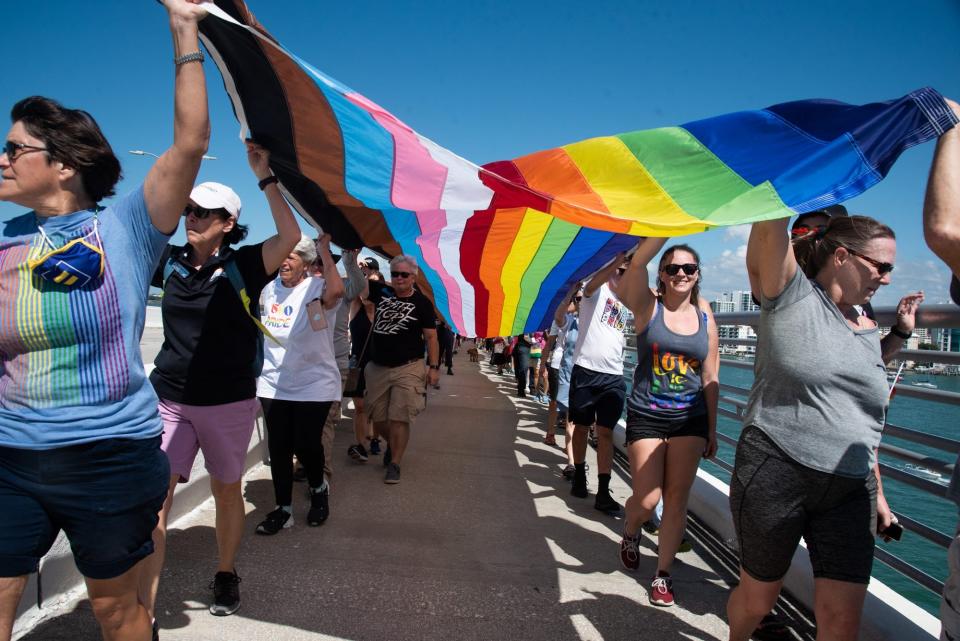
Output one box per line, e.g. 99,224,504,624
391,271,413,279
182,204,221,219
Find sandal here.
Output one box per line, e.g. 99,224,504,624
544,436,557,446
752,614,791,641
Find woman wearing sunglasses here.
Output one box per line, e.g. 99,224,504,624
726,213,922,641
140,140,301,620
616,239,719,608
0,2,210,639
254,234,344,534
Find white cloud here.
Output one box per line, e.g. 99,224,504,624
724,224,751,242
699,243,751,300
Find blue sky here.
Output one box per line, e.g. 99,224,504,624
3,0,959,304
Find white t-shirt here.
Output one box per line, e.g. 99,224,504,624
257,276,342,402
548,320,564,369
572,282,626,375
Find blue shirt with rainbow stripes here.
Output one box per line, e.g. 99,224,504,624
0,186,170,449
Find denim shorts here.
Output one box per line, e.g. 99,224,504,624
0,436,169,579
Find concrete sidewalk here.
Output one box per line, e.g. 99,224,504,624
17,349,737,641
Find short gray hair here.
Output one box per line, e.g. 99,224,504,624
389,254,419,275
292,234,317,264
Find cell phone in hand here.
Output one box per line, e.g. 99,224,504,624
878,522,903,541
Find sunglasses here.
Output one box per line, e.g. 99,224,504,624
391,271,413,279
3,141,47,160
663,263,699,276
844,247,894,275
182,204,223,219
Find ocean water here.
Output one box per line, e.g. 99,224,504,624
704,364,958,617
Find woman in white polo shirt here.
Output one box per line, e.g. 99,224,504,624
256,234,345,534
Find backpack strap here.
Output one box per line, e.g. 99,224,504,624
222,259,281,345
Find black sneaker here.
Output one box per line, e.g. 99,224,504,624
307,486,329,526
348,443,368,462
384,462,401,484
209,571,241,616
255,508,292,535
561,464,576,480
369,438,381,456
570,479,588,498
595,494,624,517
446,367,454,375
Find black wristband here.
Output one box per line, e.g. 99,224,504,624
258,175,279,191
890,325,912,340
429,364,440,370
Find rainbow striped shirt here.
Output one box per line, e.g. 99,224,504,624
0,187,170,449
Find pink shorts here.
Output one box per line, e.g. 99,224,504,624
158,397,260,484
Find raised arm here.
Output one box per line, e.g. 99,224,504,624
341,249,366,301
748,218,796,300
317,234,345,309
584,252,626,297
144,0,210,234
881,291,924,363
247,142,301,274
618,237,668,317
553,283,577,329
923,98,960,276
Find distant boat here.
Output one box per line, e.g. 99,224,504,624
910,381,938,389
905,464,947,484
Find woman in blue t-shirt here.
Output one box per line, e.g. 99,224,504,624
615,237,719,609
0,2,211,638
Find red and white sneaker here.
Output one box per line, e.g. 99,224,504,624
619,530,641,571
649,573,675,607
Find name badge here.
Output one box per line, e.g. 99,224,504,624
306,298,327,331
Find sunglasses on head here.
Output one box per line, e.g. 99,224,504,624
182,204,223,219
391,271,413,279
3,140,47,160
790,224,827,237
663,263,699,276
844,247,894,275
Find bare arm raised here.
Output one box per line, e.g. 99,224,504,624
923,98,960,277
619,237,667,319
144,0,210,235
748,218,796,301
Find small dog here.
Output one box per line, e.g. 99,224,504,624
468,347,479,362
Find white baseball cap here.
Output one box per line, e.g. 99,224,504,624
189,182,242,219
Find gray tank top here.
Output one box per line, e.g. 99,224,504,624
627,300,708,420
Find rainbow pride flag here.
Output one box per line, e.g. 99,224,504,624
198,1,957,337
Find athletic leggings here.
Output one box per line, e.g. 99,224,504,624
259,398,332,506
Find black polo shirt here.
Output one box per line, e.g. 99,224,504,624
150,242,272,405
368,281,436,367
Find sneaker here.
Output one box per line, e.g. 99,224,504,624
255,508,292,535
348,443,368,462
619,530,642,571
384,462,401,484
561,464,576,480
152,620,159,641
292,464,307,483
641,520,660,535
594,494,624,517
447,367,454,375
649,573,675,607
307,486,329,526
369,438,382,456
209,570,242,616
383,447,392,467
570,479,588,498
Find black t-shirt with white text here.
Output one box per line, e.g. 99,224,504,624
368,281,436,366
150,243,272,405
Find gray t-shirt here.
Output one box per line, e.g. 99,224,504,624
744,268,888,478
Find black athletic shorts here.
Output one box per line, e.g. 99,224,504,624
568,364,626,429
625,411,708,444
729,426,877,584
547,366,560,402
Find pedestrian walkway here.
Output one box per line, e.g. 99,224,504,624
16,348,793,641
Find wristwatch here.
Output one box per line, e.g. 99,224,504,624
890,325,912,340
